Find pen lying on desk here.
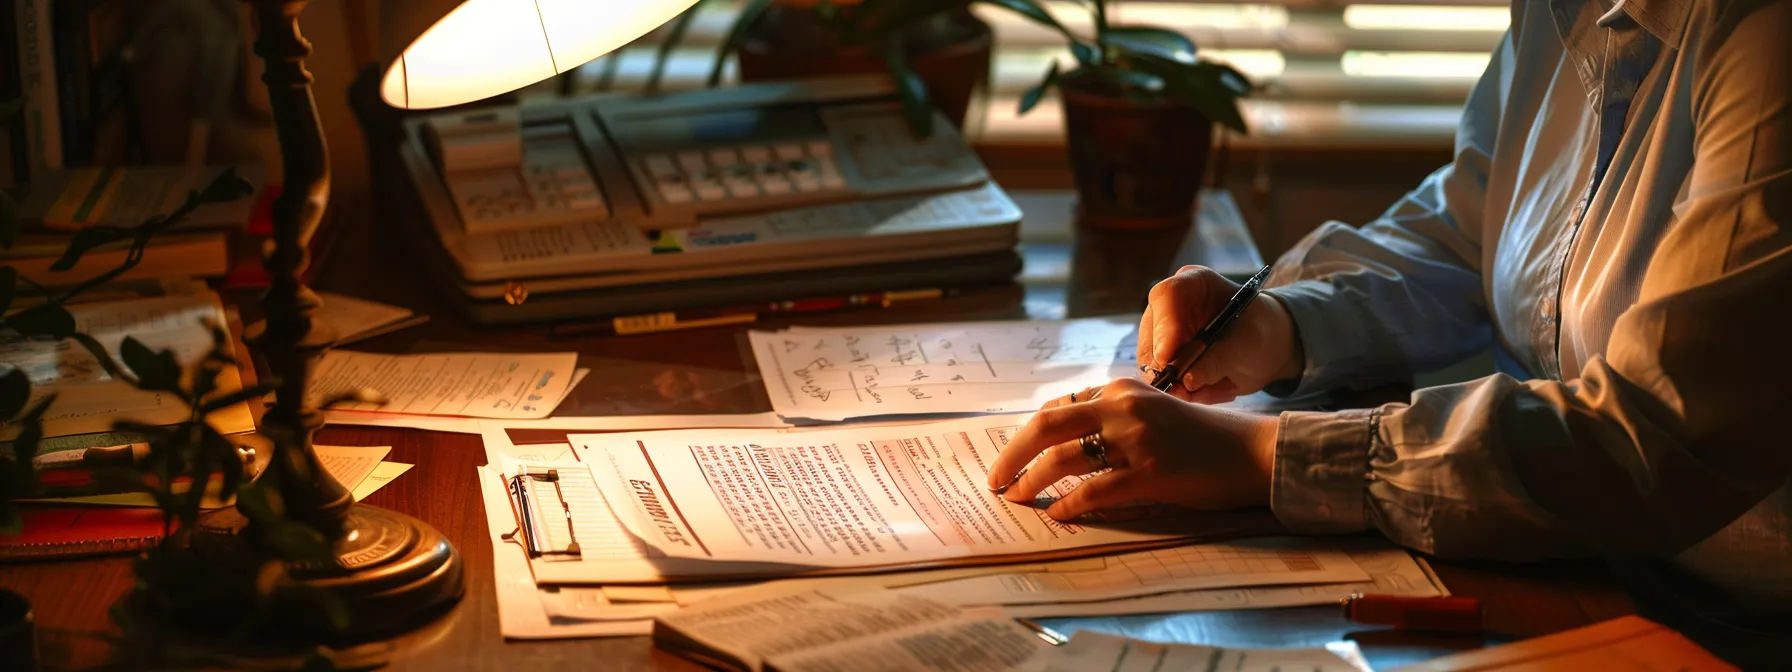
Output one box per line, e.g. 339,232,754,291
552,288,956,337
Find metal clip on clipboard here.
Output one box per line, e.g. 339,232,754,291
505,468,582,558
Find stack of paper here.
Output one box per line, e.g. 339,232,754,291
469,316,1450,642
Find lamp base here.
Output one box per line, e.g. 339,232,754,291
148,503,463,640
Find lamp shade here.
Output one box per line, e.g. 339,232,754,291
380,0,702,110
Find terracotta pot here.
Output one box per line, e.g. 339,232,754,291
735,7,992,130
1061,81,1214,230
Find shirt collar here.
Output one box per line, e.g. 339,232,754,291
1603,0,1692,43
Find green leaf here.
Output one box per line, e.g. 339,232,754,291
0,367,28,420
1018,60,1061,115
201,381,280,415
9,394,56,489
68,332,133,384
1103,26,1196,64
1120,54,1251,134
645,3,700,93
120,337,182,393
0,266,15,317
6,304,76,339
237,480,280,524
202,427,246,506
48,225,132,271
197,167,255,204
977,0,1098,64
880,40,935,138
0,188,17,249
709,0,776,88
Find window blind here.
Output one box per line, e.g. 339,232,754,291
552,1,1508,148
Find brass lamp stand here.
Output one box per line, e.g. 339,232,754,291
152,0,462,637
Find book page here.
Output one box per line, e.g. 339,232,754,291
310,351,579,419
1023,632,1370,672
0,292,255,438
572,414,1279,571
312,445,391,493
350,462,412,501
749,317,1138,421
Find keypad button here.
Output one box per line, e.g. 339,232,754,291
806,140,834,157
707,148,740,165
793,178,823,192
560,178,597,195
568,195,603,210
760,179,792,195
677,151,708,171
644,154,679,177
726,181,759,198
773,143,806,160
695,185,728,201
659,185,694,204
741,147,771,163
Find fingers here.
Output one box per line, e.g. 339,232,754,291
1046,471,1139,520
987,403,1103,490
1187,379,1241,405
1038,386,1103,411
1136,305,1157,373
1001,439,1103,503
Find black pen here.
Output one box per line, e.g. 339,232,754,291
1148,264,1275,392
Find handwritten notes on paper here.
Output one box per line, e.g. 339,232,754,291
311,351,578,419
749,318,1139,421
0,292,257,438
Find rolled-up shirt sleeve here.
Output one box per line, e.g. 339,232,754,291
1271,2,1792,563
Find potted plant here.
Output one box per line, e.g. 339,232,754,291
1013,1,1252,229
706,0,996,137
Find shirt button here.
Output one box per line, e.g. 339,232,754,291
1315,504,1333,519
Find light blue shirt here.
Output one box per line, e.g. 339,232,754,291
1262,0,1792,622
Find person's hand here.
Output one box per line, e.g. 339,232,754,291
1140,266,1302,403
987,378,1281,521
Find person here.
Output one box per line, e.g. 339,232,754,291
986,0,1792,658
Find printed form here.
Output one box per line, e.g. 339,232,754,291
750,318,1139,420
311,351,578,419
571,414,1278,571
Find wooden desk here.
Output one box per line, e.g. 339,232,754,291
0,192,1632,670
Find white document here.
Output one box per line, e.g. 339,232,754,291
656,587,1044,672
475,465,653,638
750,317,1139,420
1022,631,1371,672
351,462,412,501
998,540,1448,618
310,351,579,419
312,445,391,493
572,414,1278,573
313,292,428,347
895,537,1367,606
322,368,591,431
0,292,256,438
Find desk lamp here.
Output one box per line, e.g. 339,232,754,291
157,0,698,637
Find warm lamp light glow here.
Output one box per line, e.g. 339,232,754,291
381,0,702,109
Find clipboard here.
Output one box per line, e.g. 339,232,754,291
506,467,582,558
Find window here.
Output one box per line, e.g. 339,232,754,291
550,1,1508,149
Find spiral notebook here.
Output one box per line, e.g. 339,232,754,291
1,506,171,562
